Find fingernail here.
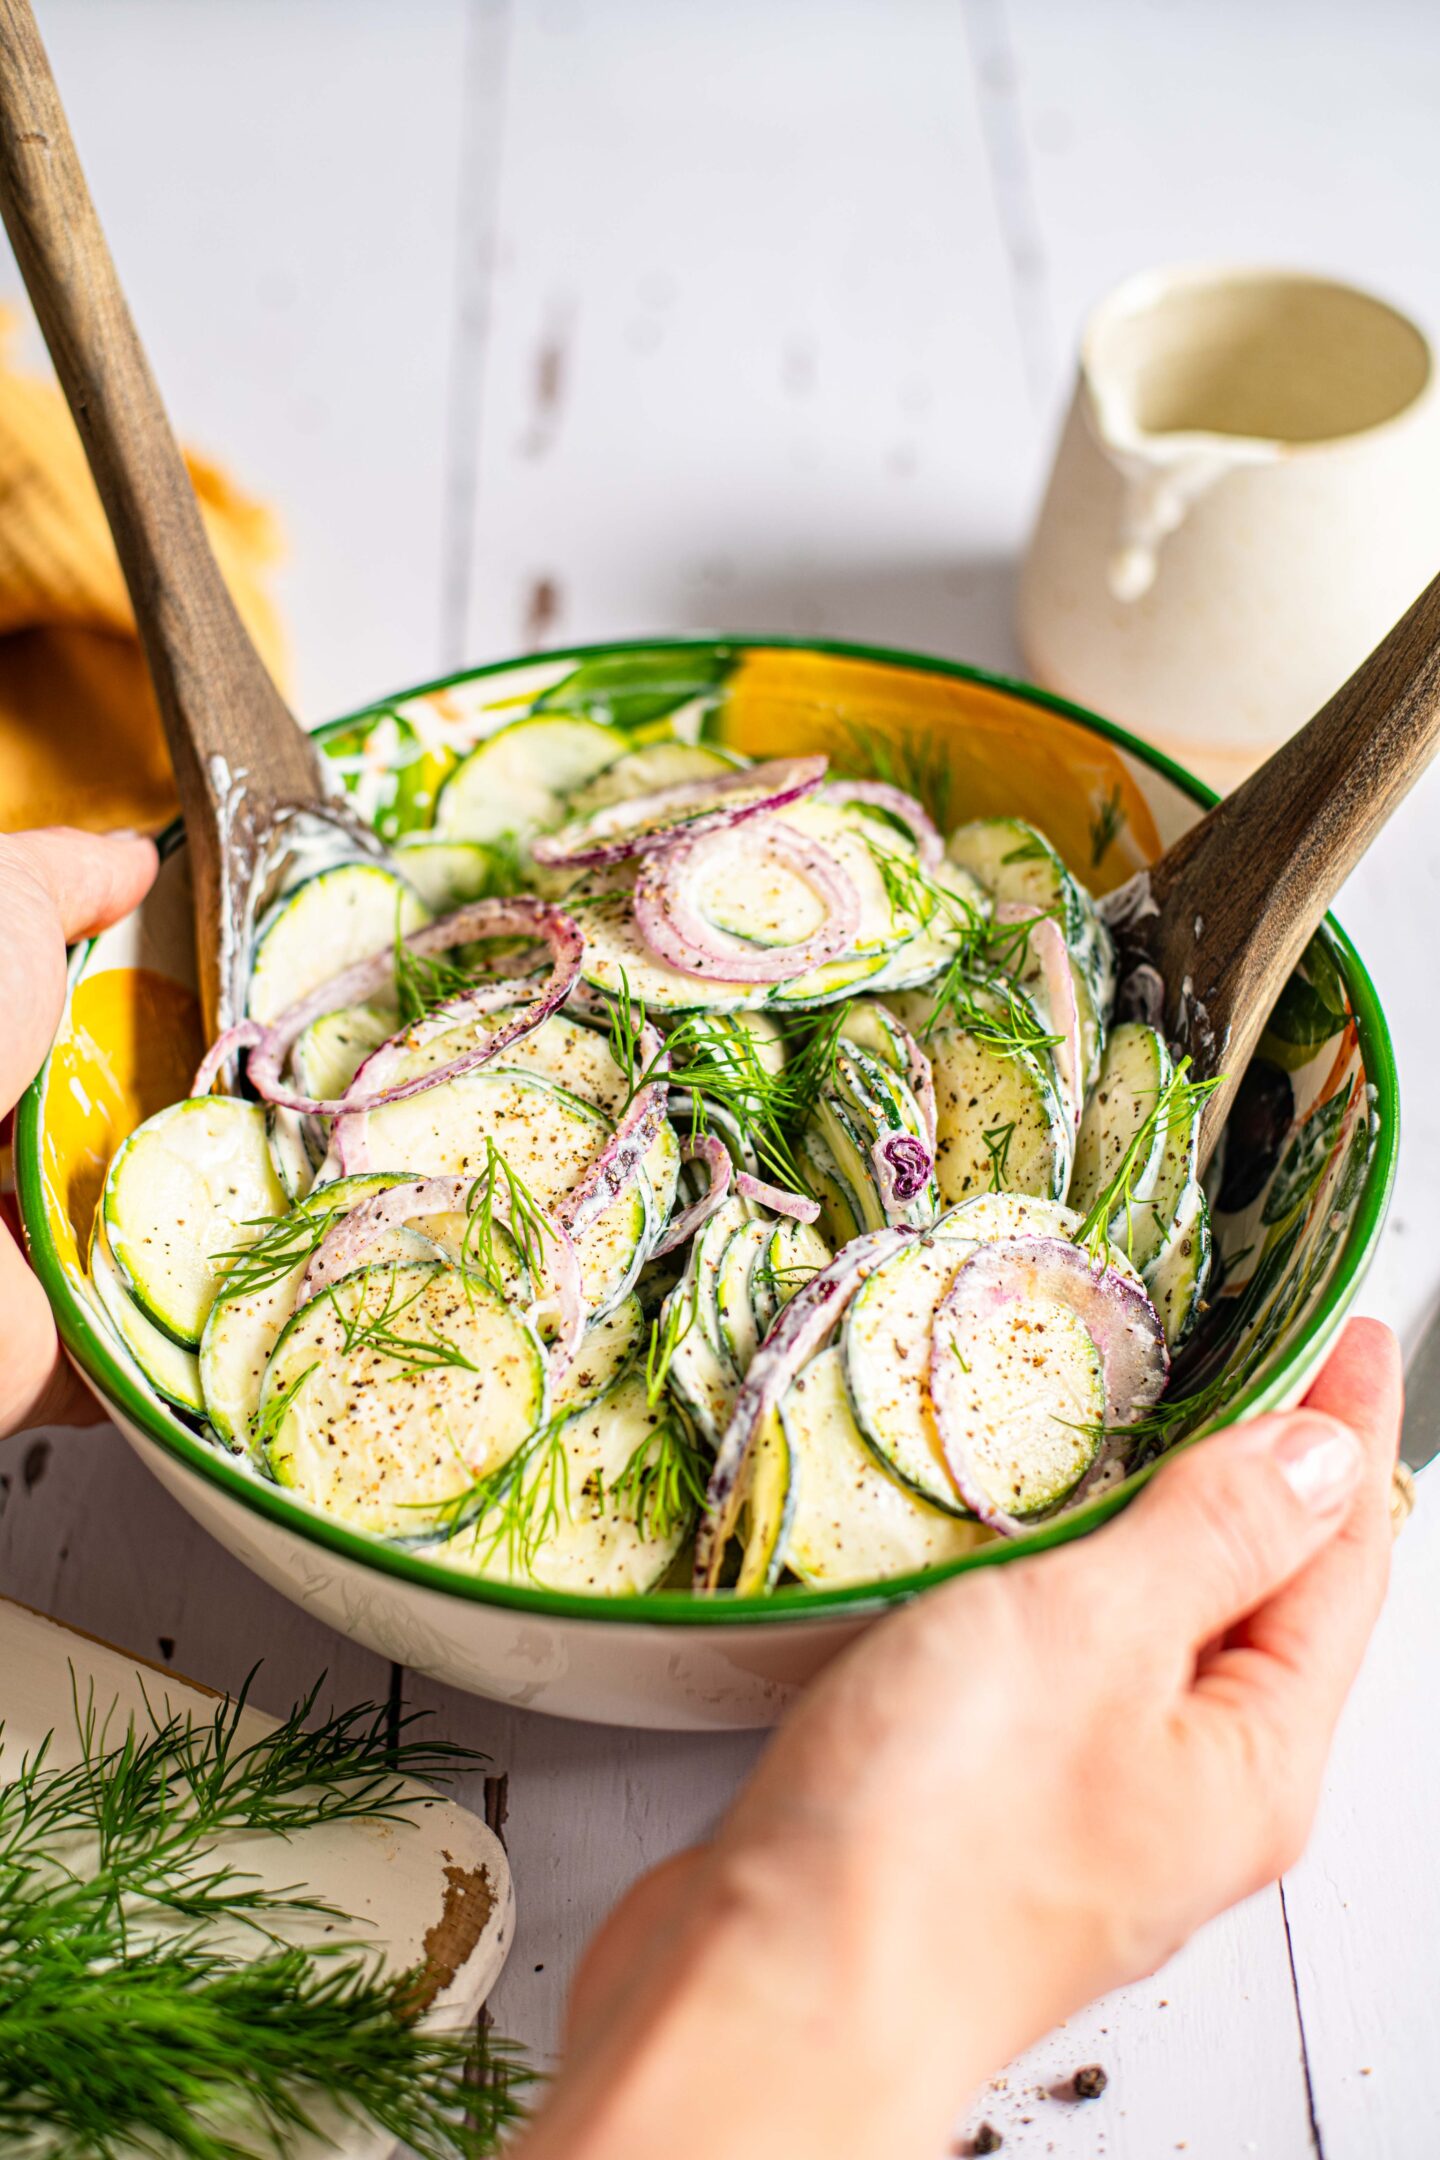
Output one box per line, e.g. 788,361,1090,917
1270,1412,1363,1513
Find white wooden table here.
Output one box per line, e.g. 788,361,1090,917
3,4,1438,2152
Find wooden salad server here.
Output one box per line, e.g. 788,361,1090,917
0,0,383,1038
1106,566,1440,1172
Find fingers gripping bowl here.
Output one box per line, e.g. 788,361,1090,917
18,641,1396,1729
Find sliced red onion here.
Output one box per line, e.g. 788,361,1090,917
818,779,942,869
870,1132,934,1215
995,903,1083,1131
651,1136,733,1258
532,756,829,869
735,1171,820,1223
633,818,860,985
191,1021,264,1099
244,897,583,1119
693,1226,915,1589
295,1172,584,1374
930,1235,1168,1537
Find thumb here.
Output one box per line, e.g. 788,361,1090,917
1095,1404,1364,1653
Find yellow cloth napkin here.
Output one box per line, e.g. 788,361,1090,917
0,317,286,833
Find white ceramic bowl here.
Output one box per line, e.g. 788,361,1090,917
18,638,1397,1729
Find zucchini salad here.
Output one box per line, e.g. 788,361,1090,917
89,722,1216,1597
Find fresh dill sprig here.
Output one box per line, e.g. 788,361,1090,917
950,1334,972,1376
462,1136,553,1293
863,835,986,949
213,1208,339,1303
1071,1057,1224,1265
250,1360,317,1453
982,1120,1017,1193
605,1410,709,1543
646,1280,699,1408
1089,783,1127,869
0,1672,529,2158
394,903,477,1029
442,1411,574,1576
834,721,955,828
1000,833,1051,864
328,1265,479,1377
924,970,1061,1059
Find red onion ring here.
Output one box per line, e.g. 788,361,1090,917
693,1226,915,1589
930,1236,1168,1536
532,756,829,869
295,1172,584,1375
870,1133,934,1217
633,819,861,985
818,779,943,869
734,1171,820,1223
241,898,583,1119
191,1021,264,1099
650,1136,733,1258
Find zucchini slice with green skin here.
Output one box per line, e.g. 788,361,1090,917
577,883,769,1013
104,1099,289,1348
796,1126,866,1249
265,1106,320,1204
734,1408,796,1595
1069,1021,1172,1217
1142,1178,1212,1349
838,998,910,1074
662,1195,751,1441
843,1193,1091,1515
750,1218,832,1338
359,1066,652,1317
714,1217,775,1378
563,742,742,822
439,1366,699,1595
248,864,430,1026
199,1172,494,1455
260,1260,547,1542
1121,1089,1202,1276
433,716,621,843
90,1217,205,1416
393,839,518,912
925,986,1072,1206
292,1001,396,1103
781,1347,989,1586
945,817,1087,943
553,1293,646,1415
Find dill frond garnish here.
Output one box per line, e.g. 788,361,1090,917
982,1120,1017,1193
394,907,476,1029
605,1410,708,1543
833,721,955,828
462,1137,553,1293
1071,1057,1223,1265
441,1411,573,1575
646,1279,700,1408
0,1672,529,2157
1089,783,1127,869
328,1265,479,1377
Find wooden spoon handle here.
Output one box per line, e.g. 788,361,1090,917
0,0,323,1030
1154,567,1440,1153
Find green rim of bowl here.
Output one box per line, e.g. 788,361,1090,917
16,635,1400,1630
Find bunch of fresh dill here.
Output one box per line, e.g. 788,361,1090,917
0,1673,530,2159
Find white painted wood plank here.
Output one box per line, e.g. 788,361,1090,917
462,0,1032,674
0,0,472,721
0,1420,389,1716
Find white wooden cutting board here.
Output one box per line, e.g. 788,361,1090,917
0,1595,514,2160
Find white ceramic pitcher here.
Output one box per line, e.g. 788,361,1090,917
1019,266,1440,789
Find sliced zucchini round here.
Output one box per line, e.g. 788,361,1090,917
261,1260,546,1541
938,1263,1106,1518
1069,1021,1172,1217
265,1106,320,1203
438,1366,696,1593
562,741,742,823
1142,1178,1212,1349
945,816,1087,943
843,1193,1083,1514
782,1348,988,1586
199,1172,457,1454
89,1217,205,1415
927,991,1071,1206
750,1217,831,1337
434,716,621,843
796,1126,866,1249
576,883,767,1013
734,1408,796,1595
292,1001,396,1103
248,864,430,1027
552,1293,646,1416
104,1098,289,1348
714,1217,775,1378
1123,1090,1202,1275
394,839,515,912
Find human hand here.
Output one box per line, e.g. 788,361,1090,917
528,1319,1400,2160
0,826,157,1435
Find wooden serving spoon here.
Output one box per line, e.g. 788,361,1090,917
0,0,383,1038
1104,569,1440,1170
